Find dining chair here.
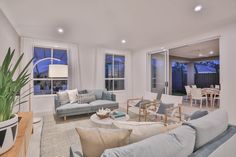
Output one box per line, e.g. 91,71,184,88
215,85,220,89
191,88,208,108
191,85,197,88
213,90,220,108
185,86,191,97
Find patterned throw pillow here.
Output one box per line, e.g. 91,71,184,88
57,91,70,105
78,89,88,94
78,92,96,104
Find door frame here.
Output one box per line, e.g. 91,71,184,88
147,49,169,94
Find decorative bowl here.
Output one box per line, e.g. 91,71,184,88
96,108,111,119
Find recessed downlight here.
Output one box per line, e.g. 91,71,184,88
121,39,126,44
194,5,203,12
57,28,64,34
209,51,214,55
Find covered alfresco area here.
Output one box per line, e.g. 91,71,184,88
169,39,220,108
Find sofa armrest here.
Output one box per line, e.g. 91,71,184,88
70,144,83,157
111,93,116,101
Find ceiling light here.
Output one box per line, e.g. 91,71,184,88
194,5,203,12
121,39,126,44
209,51,214,55
57,28,64,34
198,54,203,57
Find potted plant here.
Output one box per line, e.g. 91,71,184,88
0,48,32,154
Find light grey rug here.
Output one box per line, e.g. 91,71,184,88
40,105,205,157
40,108,138,157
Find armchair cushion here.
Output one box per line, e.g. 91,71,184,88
135,100,152,108
157,102,174,114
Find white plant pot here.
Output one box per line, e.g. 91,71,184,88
0,114,18,155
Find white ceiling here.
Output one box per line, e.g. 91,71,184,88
170,39,219,59
1,0,236,51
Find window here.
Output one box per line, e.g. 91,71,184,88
105,54,125,91
33,47,68,95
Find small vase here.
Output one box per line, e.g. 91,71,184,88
0,114,18,155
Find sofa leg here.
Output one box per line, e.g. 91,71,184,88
64,116,67,121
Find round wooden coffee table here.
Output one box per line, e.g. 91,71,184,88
90,112,129,126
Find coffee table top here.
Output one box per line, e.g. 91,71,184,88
90,112,129,126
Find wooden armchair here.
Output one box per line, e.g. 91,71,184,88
146,94,183,125
127,93,158,121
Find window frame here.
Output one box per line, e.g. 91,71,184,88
32,46,69,96
105,53,125,92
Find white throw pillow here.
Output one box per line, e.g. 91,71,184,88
67,89,78,103
113,121,180,143
184,109,228,150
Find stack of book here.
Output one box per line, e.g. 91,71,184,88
110,111,126,119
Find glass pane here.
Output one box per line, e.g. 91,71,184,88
105,80,113,91
105,54,113,78
52,80,68,94
114,80,125,90
151,52,166,93
114,55,125,78
53,49,68,65
33,47,51,78
34,80,52,95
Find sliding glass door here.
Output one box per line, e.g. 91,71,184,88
150,50,169,94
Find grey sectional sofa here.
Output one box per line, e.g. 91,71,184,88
55,89,119,120
70,109,236,157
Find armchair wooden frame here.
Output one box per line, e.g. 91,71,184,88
127,97,158,121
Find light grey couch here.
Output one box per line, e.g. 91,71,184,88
70,109,236,157
55,89,119,120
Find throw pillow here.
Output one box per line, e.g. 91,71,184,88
76,127,131,157
113,121,180,143
156,102,174,114
78,89,88,94
78,92,96,104
67,89,78,103
56,91,70,105
189,110,208,120
135,100,152,108
102,91,112,100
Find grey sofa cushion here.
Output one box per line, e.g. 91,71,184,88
190,110,208,120
90,100,118,112
101,125,196,157
90,89,107,100
57,91,70,105
102,91,115,101
190,125,236,157
184,109,228,150
78,92,96,104
56,103,91,115
157,102,174,114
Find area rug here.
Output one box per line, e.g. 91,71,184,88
40,105,202,157
40,107,138,157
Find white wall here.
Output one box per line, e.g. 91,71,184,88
0,9,19,68
20,38,132,113
78,46,133,104
132,23,236,124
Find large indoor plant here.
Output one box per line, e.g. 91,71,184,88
0,48,32,154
